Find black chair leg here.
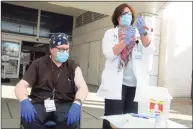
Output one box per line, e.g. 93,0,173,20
20,119,24,129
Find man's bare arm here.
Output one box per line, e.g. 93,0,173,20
15,79,30,102
74,66,89,104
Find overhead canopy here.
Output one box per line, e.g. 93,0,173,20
4,1,170,16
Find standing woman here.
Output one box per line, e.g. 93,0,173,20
97,3,155,129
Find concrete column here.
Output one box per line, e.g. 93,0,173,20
36,9,41,40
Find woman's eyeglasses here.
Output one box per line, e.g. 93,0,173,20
121,11,132,17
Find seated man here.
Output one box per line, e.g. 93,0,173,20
15,33,89,129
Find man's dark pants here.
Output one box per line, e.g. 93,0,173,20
22,102,79,129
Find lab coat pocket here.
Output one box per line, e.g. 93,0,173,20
102,70,116,90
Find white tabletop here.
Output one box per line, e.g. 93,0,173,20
101,115,188,128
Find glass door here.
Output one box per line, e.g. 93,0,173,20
1,40,21,78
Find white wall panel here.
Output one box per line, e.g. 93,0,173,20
87,41,101,85
72,17,113,86
159,2,192,97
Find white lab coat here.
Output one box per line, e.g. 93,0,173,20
97,27,156,100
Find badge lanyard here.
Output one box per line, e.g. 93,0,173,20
49,60,62,100
43,59,61,112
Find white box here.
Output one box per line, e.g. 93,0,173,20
134,86,173,122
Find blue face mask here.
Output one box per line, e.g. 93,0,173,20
56,51,69,63
120,14,132,27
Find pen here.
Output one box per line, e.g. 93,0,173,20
131,113,149,119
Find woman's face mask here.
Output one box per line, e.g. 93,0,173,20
55,51,69,63
120,12,132,27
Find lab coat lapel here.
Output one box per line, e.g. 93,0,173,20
113,27,119,43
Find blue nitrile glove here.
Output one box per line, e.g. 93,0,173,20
124,25,136,45
66,103,81,126
21,99,37,123
135,16,147,35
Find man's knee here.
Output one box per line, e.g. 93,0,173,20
56,120,80,129
22,120,42,129
32,103,49,123
70,122,80,129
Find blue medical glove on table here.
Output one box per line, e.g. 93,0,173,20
135,16,147,35
124,26,136,45
21,99,37,123
66,103,81,126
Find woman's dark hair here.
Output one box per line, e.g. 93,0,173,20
112,3,136,27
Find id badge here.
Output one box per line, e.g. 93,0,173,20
44,98,56,112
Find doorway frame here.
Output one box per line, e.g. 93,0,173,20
191,70,193,100
1,38,22,79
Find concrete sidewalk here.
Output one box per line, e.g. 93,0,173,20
2,84,192,128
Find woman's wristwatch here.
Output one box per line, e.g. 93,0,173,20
143,31,148,36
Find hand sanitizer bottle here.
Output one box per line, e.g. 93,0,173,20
154,102,161,128
154,102,166,128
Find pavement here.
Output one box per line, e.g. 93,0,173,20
1,82,192,128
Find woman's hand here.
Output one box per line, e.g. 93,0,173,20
135,16,146,35
136,16,151,47
124,26,136,45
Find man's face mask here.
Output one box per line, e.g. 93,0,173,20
55,49,69,63
120,12,132,27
